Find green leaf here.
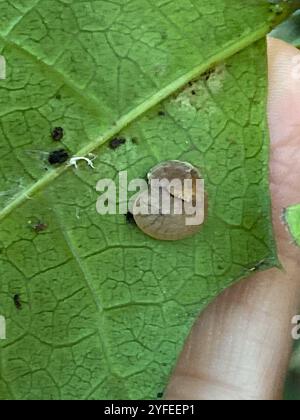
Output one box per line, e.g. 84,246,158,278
285,204,300,246
0,0,295,400
284,204,300,400
270,10,300,47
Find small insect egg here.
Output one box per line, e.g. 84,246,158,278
31,221,48,233
51,127,64,141
48,149,69,165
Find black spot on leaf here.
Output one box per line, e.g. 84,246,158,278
51,127,64,141
109,137,126,150
202,68,215,81
48,149,69,165
125,212,135,224
13,294,22,310
31,221,48,233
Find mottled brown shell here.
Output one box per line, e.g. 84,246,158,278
133,161,205,241
148,160,200,203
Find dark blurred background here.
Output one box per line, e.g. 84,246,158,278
285,341,300,400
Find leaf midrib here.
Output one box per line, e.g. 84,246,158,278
0,20,282,222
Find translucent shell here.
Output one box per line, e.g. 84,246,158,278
133,161,205,241
147,160,201,203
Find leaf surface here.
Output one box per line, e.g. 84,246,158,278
0,0,295,400
285,205,300,247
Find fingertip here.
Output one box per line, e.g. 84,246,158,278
268,37,300,144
